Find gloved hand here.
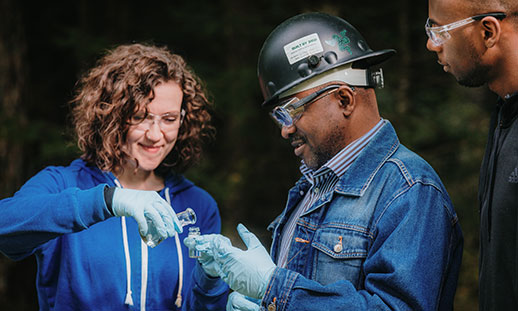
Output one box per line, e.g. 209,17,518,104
226,292,260,311
111,188,182,246
193,224,276,299
184,234,222,278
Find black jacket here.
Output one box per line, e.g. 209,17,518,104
479,92,518,310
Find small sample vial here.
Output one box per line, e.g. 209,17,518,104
142,208,197,248
177,208,197,227
188,227,201,258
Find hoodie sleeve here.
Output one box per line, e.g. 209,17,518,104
0,166,113,260
181,186,229,311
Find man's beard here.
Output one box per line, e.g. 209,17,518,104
456,47,490,88
457,64,490,87
302,125,344,171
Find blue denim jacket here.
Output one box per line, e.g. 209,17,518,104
262,122,463,311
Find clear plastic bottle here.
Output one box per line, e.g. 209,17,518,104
142,207,197,248
188,227,201,258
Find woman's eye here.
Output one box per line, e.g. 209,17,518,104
162,117,177,124
133,114,146,121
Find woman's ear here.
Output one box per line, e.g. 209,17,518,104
336,86,355,117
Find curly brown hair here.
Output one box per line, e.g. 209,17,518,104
70,43,215,175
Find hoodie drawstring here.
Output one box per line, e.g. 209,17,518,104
165,188,184,308
140,237,149,311
122,216,135,306
113,179,135,307
113,179,184,309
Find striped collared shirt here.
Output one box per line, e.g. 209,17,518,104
277,119,386,268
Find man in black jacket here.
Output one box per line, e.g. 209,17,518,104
426,0,518,309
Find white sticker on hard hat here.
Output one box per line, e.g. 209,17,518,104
283,33,324,65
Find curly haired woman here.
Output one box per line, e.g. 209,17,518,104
0,43,228,310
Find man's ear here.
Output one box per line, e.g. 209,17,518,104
337,87,355,117
481,16,502,48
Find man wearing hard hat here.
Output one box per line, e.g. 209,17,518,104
186,12,463,311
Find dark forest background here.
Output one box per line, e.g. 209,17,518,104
0,0,496,310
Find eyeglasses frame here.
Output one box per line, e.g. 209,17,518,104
129,109,186,131
425,12,506,46
270,84,345,128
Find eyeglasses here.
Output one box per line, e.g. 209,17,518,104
270,84,343,128
129,109,185,131
425,12,506,46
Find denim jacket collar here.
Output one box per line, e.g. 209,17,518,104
334,121,399,196
293,121,399,198
269,121,400,231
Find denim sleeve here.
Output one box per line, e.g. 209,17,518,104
261,182,463,311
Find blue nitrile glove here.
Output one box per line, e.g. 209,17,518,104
111,188,182,245
226,292,260,311
184,234,222,278
208,223,276,299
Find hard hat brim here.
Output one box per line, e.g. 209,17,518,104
350,49,396,69
261,48,396,108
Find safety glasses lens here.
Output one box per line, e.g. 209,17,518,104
271,107,293,127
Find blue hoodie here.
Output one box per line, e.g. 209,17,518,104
0,159,228,310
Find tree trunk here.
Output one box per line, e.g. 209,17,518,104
0,0,27,196
0,0,30,308
395,0,410,114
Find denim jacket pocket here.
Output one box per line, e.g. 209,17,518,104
310,226,370,287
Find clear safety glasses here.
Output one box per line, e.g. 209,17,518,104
425,12,506,46
129,109,185,131
270,84,342,128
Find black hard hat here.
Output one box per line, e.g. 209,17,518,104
258,12,396,107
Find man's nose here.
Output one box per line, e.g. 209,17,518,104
426,38,442,52
281,124,296,139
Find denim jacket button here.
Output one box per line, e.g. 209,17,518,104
268,301,276,311
333,243,343,253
